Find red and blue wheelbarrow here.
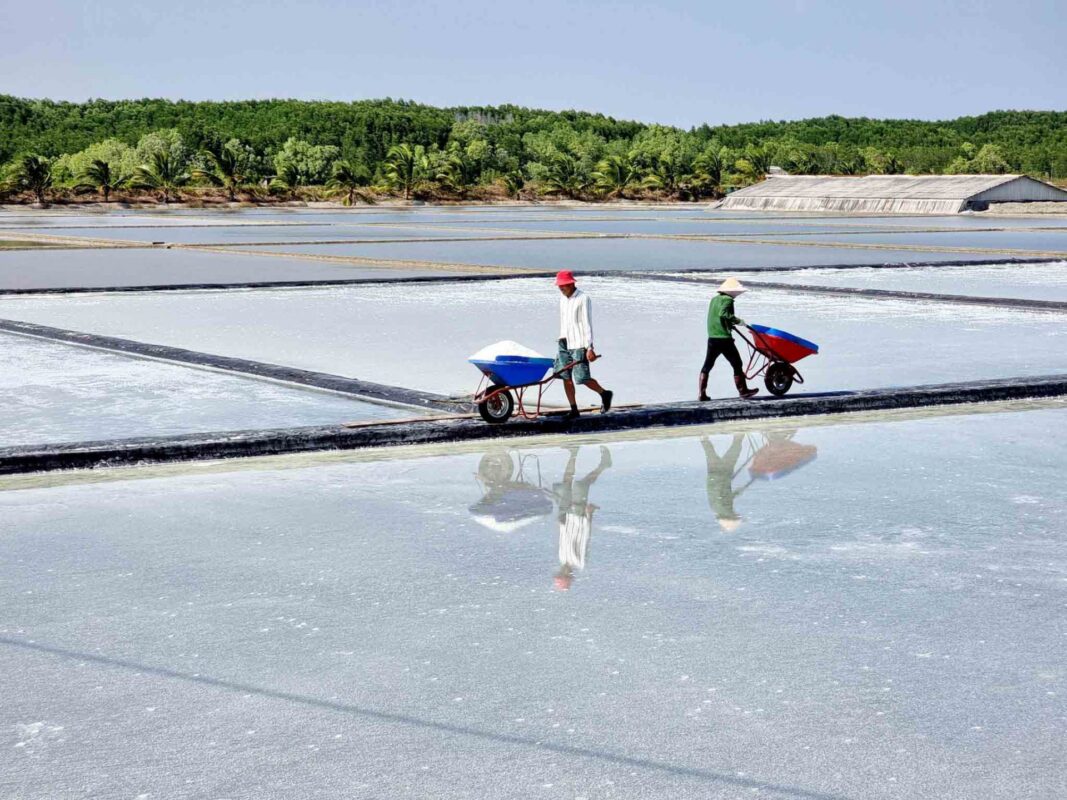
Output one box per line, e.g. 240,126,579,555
470,352,589,424
734,324,819,396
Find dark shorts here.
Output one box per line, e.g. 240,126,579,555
555,343,592,384
701,337,745,376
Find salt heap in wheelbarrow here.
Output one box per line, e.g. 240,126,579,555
468,341,555,387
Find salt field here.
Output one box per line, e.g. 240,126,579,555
2,277,1064,403
236,237,1005,270
0,248,476,292
2,205,1066,798
0,331,408,445
734,261,1067,302
2,405,1065,799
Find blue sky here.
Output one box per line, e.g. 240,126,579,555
3,0,1064,127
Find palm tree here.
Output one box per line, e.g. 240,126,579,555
742,145,774,178
327,160,372,205
435,145,479,198
592,154,641,199
384,143,424,200
270,161,303,194
882,153,905,175
501,169,527,199
79,159,126,203
643,153,683,196
135,151,190,204
689,147,729,198
13,155,52,205
539,152,592,199
194,142,245,201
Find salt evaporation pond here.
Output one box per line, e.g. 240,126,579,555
0,224,569,245
0,332,409,446
2,404,1064,799
240,237,1005,270
0,247,470,291
750,261,1067,302
756,229,1067,254
2,277,1062,403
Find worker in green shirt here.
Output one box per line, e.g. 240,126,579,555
699,278,759,400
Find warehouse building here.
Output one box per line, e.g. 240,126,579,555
717,174,1067,214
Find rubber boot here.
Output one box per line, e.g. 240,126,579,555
698,372,710,402
734,375,759,399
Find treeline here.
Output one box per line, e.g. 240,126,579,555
2,96,1066,204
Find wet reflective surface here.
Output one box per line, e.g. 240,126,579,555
0,332,411,446
748,261,1067,302
2,404,1064,798
0,247,466,290
239,237,1003,270
2,277,1062,404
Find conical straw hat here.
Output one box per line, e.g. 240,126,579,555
718,277,747,296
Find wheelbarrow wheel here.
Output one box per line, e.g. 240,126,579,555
764,363,795,396
478,386,514,424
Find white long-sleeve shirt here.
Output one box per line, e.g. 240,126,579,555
558,514,590,570
559,289,594,350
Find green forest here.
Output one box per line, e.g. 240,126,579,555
2,95,1066,204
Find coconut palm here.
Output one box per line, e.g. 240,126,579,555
135,151,190,204
13,154,53,205
592,154,641,199
326,160,373,205
882,153,905,175
501,169,527,199
270,161,303,194
539,152,592,199
384,143,425,200
194,142,246,201
643,153,684,195
689,147,730,198
435,145,480,198
78,159,126,202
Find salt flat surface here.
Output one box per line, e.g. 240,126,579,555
759,230,1067,253
243,237,999,270
0,332,407,446
1,406,1064,799
0,224,562,245
1,277,1062,404
753,261,1067,302
0,248,471,291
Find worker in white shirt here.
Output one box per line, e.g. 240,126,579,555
552,445,612,591
554,270,613,421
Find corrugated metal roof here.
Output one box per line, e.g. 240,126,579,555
718,174,1067,213
726,174,1022,200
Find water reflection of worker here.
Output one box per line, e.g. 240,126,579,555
702,434,746,532
702,430,819,532
552,445,612,590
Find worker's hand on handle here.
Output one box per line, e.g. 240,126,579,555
586,347,599,362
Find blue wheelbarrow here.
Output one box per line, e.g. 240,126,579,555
470,353,589,424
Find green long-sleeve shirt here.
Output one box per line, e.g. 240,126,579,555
707,293,742,339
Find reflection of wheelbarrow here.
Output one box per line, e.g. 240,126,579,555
749,435,818,479
734,324,819,396
470,451,554,532
470,353,594,425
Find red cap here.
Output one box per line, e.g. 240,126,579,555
555,270,576,287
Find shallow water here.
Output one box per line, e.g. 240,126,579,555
753,261,1067,301
0,332,410,446
1,405,1063,799
0,247,467,291
241,237,1003,270
757,229,1067,253
1,276,1063,403
0,224,569,245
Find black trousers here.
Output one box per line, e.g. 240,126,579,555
701,337,744,377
